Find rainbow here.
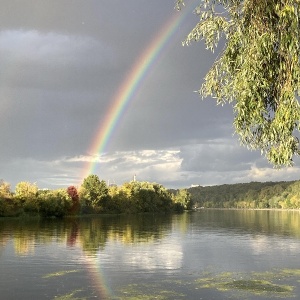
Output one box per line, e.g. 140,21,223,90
81,3,196,182
84,255,111,298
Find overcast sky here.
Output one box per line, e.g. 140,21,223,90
1,0,299,190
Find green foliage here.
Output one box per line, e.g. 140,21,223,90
0,179,11,199
0,197,21,217
189,180,300,208
15,181,38,199
0,177,190,217
0,180,19,216
15,181,39,212
171,189,192,211
80,175,110,211
133,181,172,212
176,0,300,166
38,189,72,218
109,181,173,214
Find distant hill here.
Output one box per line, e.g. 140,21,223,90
184,180,300,209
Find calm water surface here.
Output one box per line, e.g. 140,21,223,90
1,210,300,299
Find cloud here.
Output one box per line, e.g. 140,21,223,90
0,29,116,90
247,164,300,182
180,139,260,173
1,0,299,190
0,28,119,162
0,157,83,189
3,146,300,191
71,149,182,184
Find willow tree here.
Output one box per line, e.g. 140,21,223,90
176,0,300,166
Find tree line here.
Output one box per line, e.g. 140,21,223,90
2,176,300,217
0,176,192,217
188,180,300,209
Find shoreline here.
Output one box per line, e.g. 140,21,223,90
194,207,300,211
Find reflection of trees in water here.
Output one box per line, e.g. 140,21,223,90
78,214,173,255
0,218,75,255
67,220,79,247
0,229,9,256
3,211,300,257
14,235,35,255
0,214,174,256
191,210,300,238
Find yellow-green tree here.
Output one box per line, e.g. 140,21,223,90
15,181,38,200
0,179,11,199
15,181,39,212
172,189,192,211
0,179,14,216
177,0,300,166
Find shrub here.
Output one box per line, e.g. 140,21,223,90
38,189,72,218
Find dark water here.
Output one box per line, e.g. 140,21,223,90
1,210,300,299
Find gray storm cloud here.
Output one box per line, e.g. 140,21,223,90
0,0,299,189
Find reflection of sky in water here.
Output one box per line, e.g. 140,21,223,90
94,227,300,277
250,235,300,255
98,234,183,270
179,230,300,274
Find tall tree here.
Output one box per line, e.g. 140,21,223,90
80,175,109,209
176,0,300,166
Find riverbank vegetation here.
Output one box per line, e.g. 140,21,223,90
0,176,192,217
2,177,300,217
188,180,300,209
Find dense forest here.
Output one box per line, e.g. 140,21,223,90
0,175,191,217
187,180,300,209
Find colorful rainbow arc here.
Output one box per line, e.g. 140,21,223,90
81,3,196,182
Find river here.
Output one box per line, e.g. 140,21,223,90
1,209,300,299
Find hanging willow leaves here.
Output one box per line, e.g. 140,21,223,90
176,0,300,167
